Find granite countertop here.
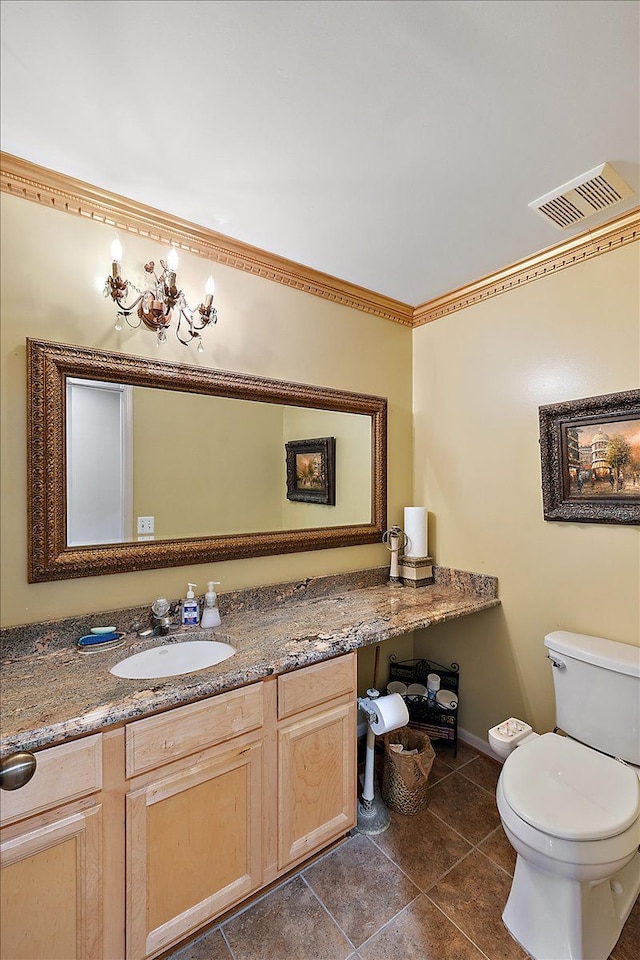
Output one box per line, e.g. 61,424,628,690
0,566,499,757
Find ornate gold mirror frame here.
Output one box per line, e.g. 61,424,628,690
27,339,387,582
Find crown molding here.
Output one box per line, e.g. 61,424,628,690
412,206,640,326
0,152,414,328
2,153,637,329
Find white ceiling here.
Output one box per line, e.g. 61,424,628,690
1,0,638,305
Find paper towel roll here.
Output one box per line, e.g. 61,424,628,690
368,693,409,735
404,506,428,558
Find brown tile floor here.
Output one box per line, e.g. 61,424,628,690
170,740,640,960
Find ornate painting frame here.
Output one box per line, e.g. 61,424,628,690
285,437,336,505
539,389,640,525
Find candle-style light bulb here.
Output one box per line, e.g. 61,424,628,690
110,237,123,263
167,246,179,272
203,275,215,312
110,237,123,281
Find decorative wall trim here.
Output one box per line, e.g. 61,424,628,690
0,152,414,327
413,207,640,326
2,153,638,329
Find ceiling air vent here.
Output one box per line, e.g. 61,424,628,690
529,163,634,229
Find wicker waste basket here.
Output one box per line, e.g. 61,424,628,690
381,728,435,816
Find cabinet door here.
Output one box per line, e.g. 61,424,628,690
278,700,356,871
126,739,262,960
0,803,102,960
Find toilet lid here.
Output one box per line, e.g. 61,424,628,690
501,733,639,841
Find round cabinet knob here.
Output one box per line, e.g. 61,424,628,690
0,752,37,791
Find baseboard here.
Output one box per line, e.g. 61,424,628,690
458,726,502,762
358,718,501,763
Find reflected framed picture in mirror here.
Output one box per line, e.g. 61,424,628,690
286,437,336,505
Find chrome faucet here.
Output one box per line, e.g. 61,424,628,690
137,598,178,638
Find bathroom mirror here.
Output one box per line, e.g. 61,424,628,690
27,339,387,581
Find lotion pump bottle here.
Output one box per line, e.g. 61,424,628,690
181,583,199,627
200,581,222,629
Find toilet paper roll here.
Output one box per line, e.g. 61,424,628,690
403,506,428,558
368,693,410,735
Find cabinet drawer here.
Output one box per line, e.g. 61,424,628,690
126,683,264,777
277,654,356,720
0,734,102,827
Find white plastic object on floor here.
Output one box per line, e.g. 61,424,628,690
488,718,536,760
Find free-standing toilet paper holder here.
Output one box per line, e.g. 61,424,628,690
356,688,410,835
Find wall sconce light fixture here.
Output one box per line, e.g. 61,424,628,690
104,238,217,351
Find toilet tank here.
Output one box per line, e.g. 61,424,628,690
544,631,640,765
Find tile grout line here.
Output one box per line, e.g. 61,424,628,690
219,925,237,960
474,828,517,881
424,843,481,891
218,873,299,929
415,817,520,958
367,832,433,889
350,890,425,956
300,873,358,957
367,807,512,902
423,892,494,960
424,799,494,847
457,767,503,798
369,827,484,896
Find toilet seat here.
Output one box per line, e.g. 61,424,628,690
501,733,639,841
497,778,640,873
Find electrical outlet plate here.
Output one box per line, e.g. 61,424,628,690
137,516,154,534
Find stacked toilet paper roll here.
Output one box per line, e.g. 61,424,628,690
367,693,410,735
403,507,428,558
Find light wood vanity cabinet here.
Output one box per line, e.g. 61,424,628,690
277,655,357,871
0,652,357,960
124,684,266,959
0,735,104,960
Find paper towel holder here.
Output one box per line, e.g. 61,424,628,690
398,506,433,587
398,553,434,587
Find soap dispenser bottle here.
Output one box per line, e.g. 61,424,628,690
200,581,222,628
181,583,199,627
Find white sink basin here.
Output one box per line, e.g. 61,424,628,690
110,640,236,680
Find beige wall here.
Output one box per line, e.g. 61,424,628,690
131,393,371,541
412,243,640,741
0,193,413,627
132,389,285,539
281,407,371,529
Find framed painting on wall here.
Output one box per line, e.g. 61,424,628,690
285,437,336,505
539,389,640,524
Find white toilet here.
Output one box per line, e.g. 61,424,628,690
488,630,640,960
